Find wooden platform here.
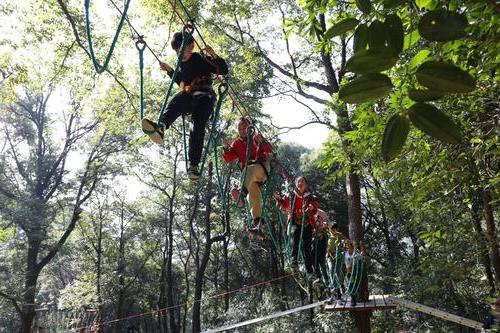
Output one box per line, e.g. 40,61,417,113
324,294,396,312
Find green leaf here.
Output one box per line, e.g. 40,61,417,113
346,47,398,74
418,9,468,41
353,24,369,53
339,73,393,104
416,61,476,93
385,14,404,54
408,89,445,102
403,29,420,50
382,113,410,162
356,0,372,14
409,49,431,70
415,0,438,10
324,18,359,39
408,103,462,144
368,20,387,49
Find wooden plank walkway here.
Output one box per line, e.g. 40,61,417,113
324,294,396,312
388,297,483,330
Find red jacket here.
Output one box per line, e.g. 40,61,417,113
222,136,273,170
280,191,318,230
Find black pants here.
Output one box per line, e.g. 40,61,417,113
313,236,328,281
290,223,313,274
160,92,214,166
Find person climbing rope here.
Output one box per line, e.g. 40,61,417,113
275,176,318,279
222,117,273,233
312,209,330,288
142,29,229,180
327,222,347,304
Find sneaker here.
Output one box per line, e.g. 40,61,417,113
142,119,165,144
248,218,261,233
187,165,200,180
337,299,346,306
313,278,324,287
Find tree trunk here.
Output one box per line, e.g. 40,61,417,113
346,170,371,333
20,238,41,333
158,254,169,333
167,204,179,333
192,164,215,333
115,206,126,333
480,189,500,288
470,193,496,294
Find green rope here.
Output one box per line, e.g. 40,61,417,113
260,169,280,251
181,115,188,172
135,39,146,120
313,226,319,275
84,0,131,74
345,255,364,296
325,243,344,289
236,128,254,205
157,28,194,126
213,143,228,213
198,83,228,176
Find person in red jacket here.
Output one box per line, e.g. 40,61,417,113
222,117,273,232
275,176,318,277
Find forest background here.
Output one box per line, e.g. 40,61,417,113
0,0,498,332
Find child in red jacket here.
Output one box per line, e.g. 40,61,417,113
222,117,273,232
275,176,318,277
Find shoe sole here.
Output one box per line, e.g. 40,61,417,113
141,119,163,144
188,173,200,181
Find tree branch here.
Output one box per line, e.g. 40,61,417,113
0,291,22,315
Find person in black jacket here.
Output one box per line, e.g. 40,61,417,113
142,31,229,180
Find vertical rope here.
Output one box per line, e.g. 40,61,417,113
135,39,146,120
198,83,228,176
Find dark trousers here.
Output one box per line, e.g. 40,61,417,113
290,223,313,274
313,236,328,281
160,92,214,165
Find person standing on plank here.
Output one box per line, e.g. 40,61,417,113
142,30,229,180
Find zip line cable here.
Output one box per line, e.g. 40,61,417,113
74,272,297,331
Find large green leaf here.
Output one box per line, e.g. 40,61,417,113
382,113,410,162
408,103,462,144
368,20,386,49
418,9,468,41
353,24,369,53
339,73,393,104
385,14,404,54
346,47,398,73
324,18,359,39
416,61,476,93
408,89,445,102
